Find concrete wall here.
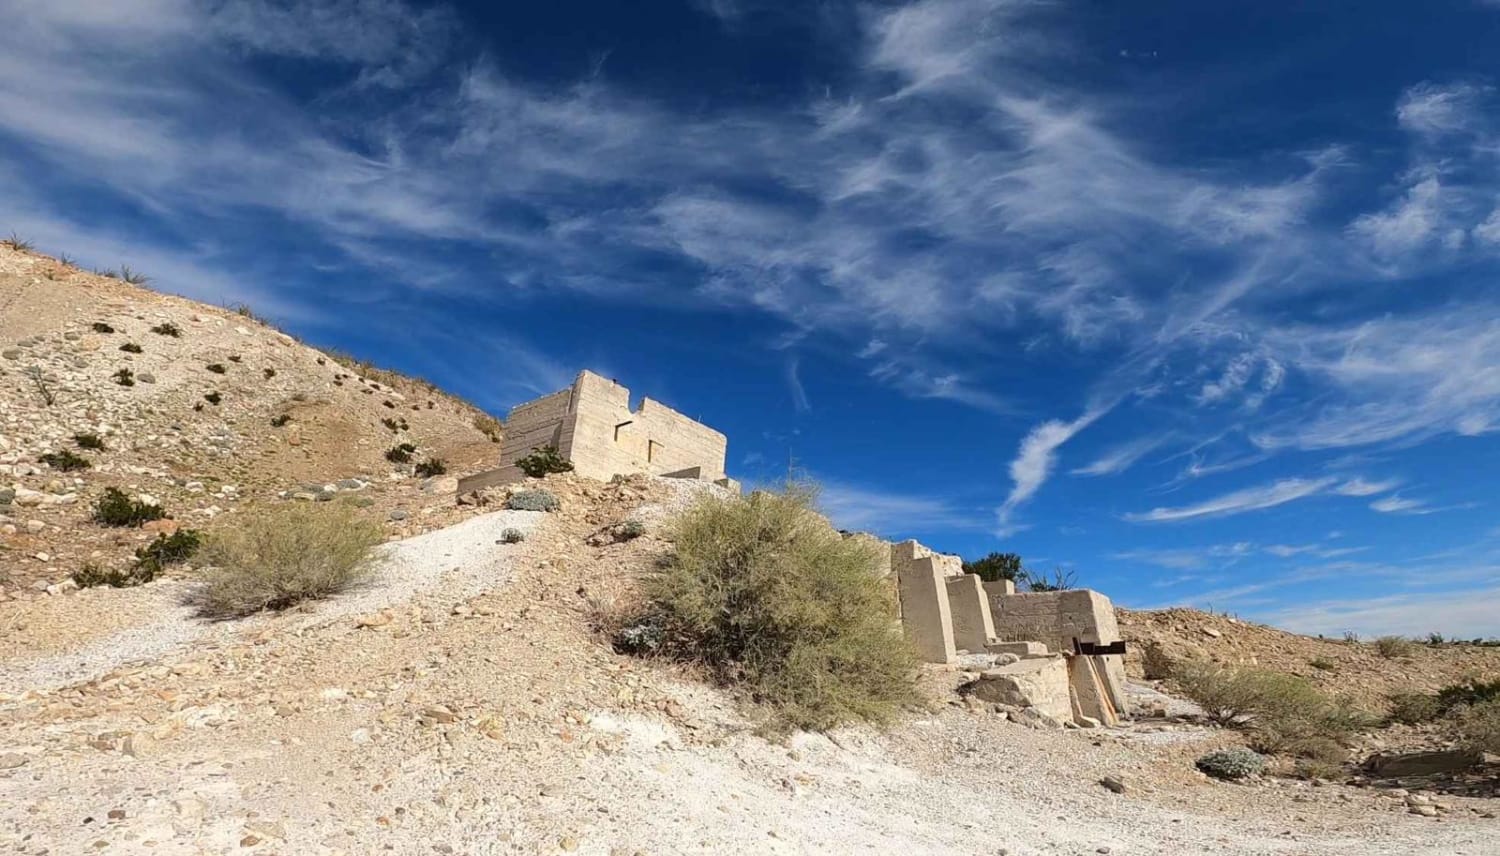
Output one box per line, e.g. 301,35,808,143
945,574,996,653
896,556,956,664
987,588,1129,717
496,370,728,483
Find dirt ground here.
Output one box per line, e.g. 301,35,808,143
2,474,1496,855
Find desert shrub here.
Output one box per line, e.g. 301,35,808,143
263,367,276,379
73,432,106,450
112,368,135,387
1427,632,1446,646
500,527,525,544
381,417,401,432
613,616,667,655
117,265,148,285
1293,758,1345,781
516,444,574,478
1195,747,1266,780
1308,657,1336,671
385,442,416,464
618,518,646,540
203,391,221,405
1141,641,1175,680
91,322,115,334
92,487,165,527
963,551,1024,582
1436,677,1500,713
150,322,180,337
506,489,560,512
120,342,143,353
39,449,91,471
1386,691,1444,725
135,529,201,570
206,363,227,374
1375,636,1415,659
414,458,447,478
2,232,33,251
474,413,502,443
270,414,291,427
1455,698,1500,753
194,503,382,618
645,486,920,732
1021,566,1078,592
73,563,147,589
1173,660,1367,754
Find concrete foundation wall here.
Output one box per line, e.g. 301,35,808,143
897,556,956,664
987,589,1118,652
496,371,728,484
945,574,996,653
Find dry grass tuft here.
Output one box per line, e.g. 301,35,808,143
194,503,382,618
1172,660,1371,757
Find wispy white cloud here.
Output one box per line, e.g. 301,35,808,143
1262,586,1500,639
1334,476,1402,496
997,408,1106,535
784,356,811,413
1124,477,1338,523
1369,494,1432,514
1072,433,1169,477
817,478,982,535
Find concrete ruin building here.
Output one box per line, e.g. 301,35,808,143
885,539,1130,727
458,370,739,493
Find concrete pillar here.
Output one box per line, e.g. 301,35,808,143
897,556,956,664
945,574,996,653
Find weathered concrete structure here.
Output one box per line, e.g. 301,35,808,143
986,589,1129,725
888,537,1130,726
459,371,737,493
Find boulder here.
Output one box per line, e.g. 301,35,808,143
1364,749,1483,778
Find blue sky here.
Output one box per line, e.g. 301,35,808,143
4,0,1500,638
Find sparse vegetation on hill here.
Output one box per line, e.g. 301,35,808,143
1170,659,1370,759
195,503,382,618
640,485,920,732
963,551,1024,582
39,449,90,471
506,489,560,512
73,432,106,450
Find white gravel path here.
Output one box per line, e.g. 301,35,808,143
0,508,544,695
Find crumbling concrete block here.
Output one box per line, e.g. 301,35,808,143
892,540,963,579
966,657,1072,723
986,640,1048,657
983,578,1016,598
897,556,956,664
987,588,1130,717
945,574,996,653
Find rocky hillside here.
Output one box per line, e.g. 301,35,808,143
1121,607,1500,709
0,244,503,594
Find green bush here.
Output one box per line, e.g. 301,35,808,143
194,503,382,618
1195,747,1266,780
1386,691,1444,725
1308,657,1336,671
500,527,525,544
1172,660,1368,755
135,529,201,571
112,368,135,387
39,449,91,471
385,442,416,464
1455,698,1500,753
73,563,147,589
93,487,165,527
414,458,447,478
506,489,560,512
645,485,920,732
963,551,1023,582
150,322,180,337
73,432,106,450
516,444,574,478
1436,677,1500,712
120,342,143,354
618,518,646,540
1375,636,1415,659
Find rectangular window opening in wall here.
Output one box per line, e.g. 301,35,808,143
648,439,661,463
614,420,633,442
